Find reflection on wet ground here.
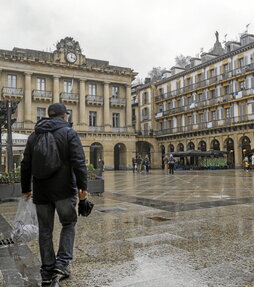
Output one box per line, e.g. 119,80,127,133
2,169,254,286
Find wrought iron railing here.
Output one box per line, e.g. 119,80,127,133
2,87,23,96
32,90,52,99
60,93,79,101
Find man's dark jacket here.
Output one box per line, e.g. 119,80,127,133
21,117,87,204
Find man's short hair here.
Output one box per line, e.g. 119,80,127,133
48,103,70,118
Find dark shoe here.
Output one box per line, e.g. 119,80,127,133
49,274,62,287
54,264,70,280
41,269,54,285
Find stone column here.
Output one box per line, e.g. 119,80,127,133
233,133,241,167
53,76,60,103
79,79,86,125
103,82,110,131
24,72,32,122
0,70,2,100
125,84,132,129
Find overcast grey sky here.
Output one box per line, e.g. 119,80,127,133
0,0,253,79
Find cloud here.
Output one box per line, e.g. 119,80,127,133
0,0,254,78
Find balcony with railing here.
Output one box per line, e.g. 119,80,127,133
86,95,104,106
88,126,105,132
112,127,127,133
60,92,79,103
2,87,23,99
155,113,254,137
155,88,254,119
110,97,126,107
12,122,25,130
136,129,154,137
155,63,254,104
131,98,139,106
141,115,149,121
32,90,52,101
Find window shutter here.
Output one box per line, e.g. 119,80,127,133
234,81,238,92
220,87,223,96
245,79,249,89
243,56,247,66
228,62,232,71
214,67,218,76
251,78,254,88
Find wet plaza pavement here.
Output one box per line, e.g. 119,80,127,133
2,169,254,286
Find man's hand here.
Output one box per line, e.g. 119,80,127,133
22,192,32,199
78,190,88,200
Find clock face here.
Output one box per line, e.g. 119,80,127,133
66,52,77,63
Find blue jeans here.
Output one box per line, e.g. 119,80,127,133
35,196,77,271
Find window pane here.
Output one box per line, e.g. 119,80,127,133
64,81,72,93
8,74,17,88
89,111,97,126
112,113,120,127
112,86,119,98
37,78,45,90
37,107,46,122
89,84,96,96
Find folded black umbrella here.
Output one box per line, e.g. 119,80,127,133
78,199,94,217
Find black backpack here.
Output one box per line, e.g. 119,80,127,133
32,132,61,179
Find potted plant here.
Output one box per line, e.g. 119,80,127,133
0,168,22,201
86,164,104,194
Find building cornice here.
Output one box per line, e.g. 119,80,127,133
156,41,254,86
0,47,137,78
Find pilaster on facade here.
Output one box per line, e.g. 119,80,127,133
24,72,32,122
79,79,87,126
125,84,132,128
53,76,60,103
103,81,111,131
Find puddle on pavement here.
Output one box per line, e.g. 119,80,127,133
96,207,127,213
147,216,171,222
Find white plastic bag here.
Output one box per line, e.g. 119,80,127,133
11,197,38,244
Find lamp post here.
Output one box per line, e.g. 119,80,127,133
0,100,19,172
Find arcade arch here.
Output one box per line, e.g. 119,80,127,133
114,143,127,170
211,139,220,150
90,142,103,169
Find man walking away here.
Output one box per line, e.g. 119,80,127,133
132,157,137,173
136,155,142,173
168,154,176,175
144,156,151,173
21,103,88,286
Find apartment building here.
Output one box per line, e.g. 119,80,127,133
0,37,137,170
154,32,254,168
131,80,161,167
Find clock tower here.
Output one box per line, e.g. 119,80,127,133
53,37,85,65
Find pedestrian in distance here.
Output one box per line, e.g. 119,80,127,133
98,158,104,172
243,156,250,172
144,156,151,173
251,154,254,170
136,155,142,173
168,154,176,175
163,155,169,172
21,103,88,286
132,157,137,173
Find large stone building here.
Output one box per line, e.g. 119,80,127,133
2,31,254,171
132,32,254,168
0,37,137,170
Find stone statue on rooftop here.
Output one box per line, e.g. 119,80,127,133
215,31,219,42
